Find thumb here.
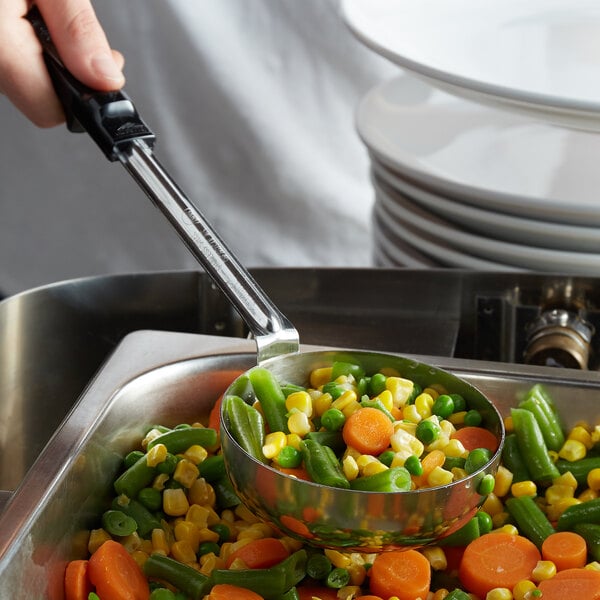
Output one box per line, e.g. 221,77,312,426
37,0,125,91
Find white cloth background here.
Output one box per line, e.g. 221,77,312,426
0,0,397,295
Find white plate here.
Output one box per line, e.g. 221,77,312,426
343,0,600,130
372,161,600,253
374,179,600,275
357,74,600,226
373,203,524,272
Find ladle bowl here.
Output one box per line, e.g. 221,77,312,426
220,349,505,552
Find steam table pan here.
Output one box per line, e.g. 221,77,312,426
2,330,600,596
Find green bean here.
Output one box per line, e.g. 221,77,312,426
573,523,600,561
249,367,289,434
505,495,555,549
198,454,226,482
144,554,210,600
300,439,349,489
555,456,600,486
511,407,560,484
557,497,600,531
438,516,480,547
306,552,332,580
224,395,266,462
146,427,217,454
111,497,161,538
519,385,565,452
304,431,345,454
149,588,177,600
325,567,350,589
501,433,531,483
350,466,411,492
123,450,144,469
322,381,345,400
209,549,307,599
113,453,157,498
211,475,240,509
101,509,138,537
331,361,365,381
137,487,162,512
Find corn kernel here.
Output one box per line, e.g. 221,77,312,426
493,466,514,498
286,433,303,450
151,528,170,555
325,549,352,568
448,411,467,426
312,391,333,416
183,444,208,465
163,488,190,516
390,428,424,457
545,483,575,505
586,561,600,571
146,443,168,467
494,524,519,536
373,389,393,412
173,458,200,488
486,588,512,600
120,532,143,553
553,471,578,490
141,428,163,449
174,520,201,553
558,439,587,462
414,393,434,419
394,420,418,436
288,411,313,437
402,404,422,424
343,456,360,481
310,367,333,388
548,450,559,463
428,466,454,487
262,431,288,459
286,391,313,416
188,478,216,507
88,528,112,554
332,389,358,411
531,560,557,582
568,425,593,449
362,460,389,477
198,527,220,543
422,546,447,571
579,488,598,502
130,550,149,569
385,376,414,408
503,415,514,433
481,493,504,516
512,579,537,600
171,540,197,564
199,552,226,576
491,511,511,529
511,480,537,497
439,419,457,438
432,590,450,600
547,496,580,521
347,564,367,586
152,473,170,491
588,468,600,491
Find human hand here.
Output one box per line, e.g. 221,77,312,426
0,0,125,127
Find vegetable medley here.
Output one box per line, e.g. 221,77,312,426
225,362,500,494
64,372,600,600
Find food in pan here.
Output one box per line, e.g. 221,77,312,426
64,383,600,600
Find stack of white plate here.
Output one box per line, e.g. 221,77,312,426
343,0,600,273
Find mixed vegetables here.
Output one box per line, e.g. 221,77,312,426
63,364,600,600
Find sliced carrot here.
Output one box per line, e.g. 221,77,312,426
208,395,223,432
88,540,149,600
458,533,540,598
276,466,311,481
451,426,499,453
412,449,446,488
355,596,385,600
225,537,290,569
542,531,588,571
342,407,394,455
279,514,315,539
208,583,264,600
537,567,600,600
64,559,92,600
369,549,431,600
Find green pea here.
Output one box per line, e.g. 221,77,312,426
138,487,162,512
150,588,177,600
476,510,493,534
369,373,388,396
464,409,482,427
198,541,221,556
321,408,346,432
404,454,423,476
322,381,345,400
277,445,302,469
210,523,231,544
450,393,466,412
465,448,492,474
156,453,179,475
415,419,441,445
477,473,496,495
432,394,455,419
379,450,395,467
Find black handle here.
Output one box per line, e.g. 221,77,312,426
26,6,155,161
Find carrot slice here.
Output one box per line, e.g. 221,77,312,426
64,559,92,600
343,407,394,455
208,395,223,432
458,533,540,598
451,426,499,453
297,585,339,600
537,568,600,600
542,531,588,571
225,537,290,569
88,540,149,600
208,583,264,600
411,449,446,488
369,549,431,600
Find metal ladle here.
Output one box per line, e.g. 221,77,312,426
28,7,504,551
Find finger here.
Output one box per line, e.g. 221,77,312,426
36,0,125,91
0,0,65,126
